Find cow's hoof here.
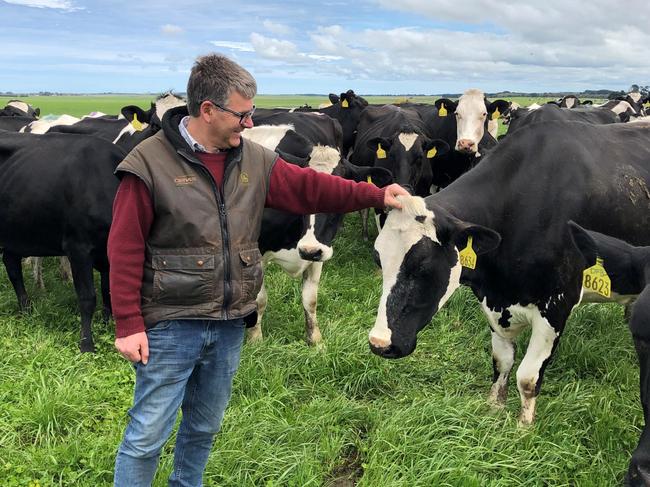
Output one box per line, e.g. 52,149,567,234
79,338,96,353
246,329,263,343
306,328,322,346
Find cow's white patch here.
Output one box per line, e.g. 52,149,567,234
455,88,487,152
21,114,80,134
487,119,498,139
242,124,294,150
8,101,29,114
398,132,418,151
297,215,334,261
309,144,339,174
263,248,311,278
82,111,107,119
369,195,440,348
629,92,642,104
112,121,149,144
527,103,541,110
154,93,185,120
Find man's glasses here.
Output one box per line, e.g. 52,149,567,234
206,100,255,125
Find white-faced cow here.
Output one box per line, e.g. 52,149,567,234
369,121,650,425
0,131,125,352
243,113,392,344
569,222,650,486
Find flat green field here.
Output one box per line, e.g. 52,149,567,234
1,94,597,118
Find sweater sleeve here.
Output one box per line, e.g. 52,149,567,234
107,174,154,338
265,158,386,213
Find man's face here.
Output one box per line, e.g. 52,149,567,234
206,91,255,149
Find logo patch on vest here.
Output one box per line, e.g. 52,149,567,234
174,175,197,186
240,172,249,185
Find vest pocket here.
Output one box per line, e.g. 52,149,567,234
152,254,216,305
239,248,263,302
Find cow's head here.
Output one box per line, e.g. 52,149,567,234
369,196,500,358
331,89,369,154
455,90,509,154
296,146,393,262
0,100,40,118
366,134,448,197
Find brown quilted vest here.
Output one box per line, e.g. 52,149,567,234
116,129,277,327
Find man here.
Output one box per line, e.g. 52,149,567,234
108,53,408,487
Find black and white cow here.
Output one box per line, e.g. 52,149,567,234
350,104,449,238
0,116,37,132
0,100,40,118
243,120,392,344
368,120,650,425
0,131,125,352
568,222,650,486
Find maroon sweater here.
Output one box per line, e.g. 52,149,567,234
108,152,385,338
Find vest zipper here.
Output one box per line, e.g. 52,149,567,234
178,150,233,319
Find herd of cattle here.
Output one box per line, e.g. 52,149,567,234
1,88,650,484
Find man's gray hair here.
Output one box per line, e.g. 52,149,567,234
186,53,257,116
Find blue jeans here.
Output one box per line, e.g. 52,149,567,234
114,318,246,487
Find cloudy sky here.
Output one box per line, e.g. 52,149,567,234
1,0,648,95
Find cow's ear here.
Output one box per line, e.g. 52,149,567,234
34,107,40,118
434,98,456,116
488,100,510,120
329,93,340,104
121,105,148,124
341,158,394,186
423,138,450,159
568,221,598,267
452,220,501,255
367,137,392,158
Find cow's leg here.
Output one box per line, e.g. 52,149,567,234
360,209,369,241
3,250,30,311
99,269,112,323
516,308,561,425
488,331,516,408
302,261,323,345
60,256,73,283
247,280,267,343
626,290,650,486
27,256,45,290
66,248,97,353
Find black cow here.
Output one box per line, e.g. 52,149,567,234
506,102,626,136
568,222,650,486
243,117,392,344
368,121,650,426
0,131,125,352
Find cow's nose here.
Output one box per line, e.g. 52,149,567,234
369,334,391,350
456,139,476,153
299,248,323,261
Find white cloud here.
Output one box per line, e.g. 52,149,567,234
2,0,79,9
160,24,183,35
210,41,254,52
263,19,291,35
250,33,299,60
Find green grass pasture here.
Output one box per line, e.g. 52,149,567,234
0,94,633,486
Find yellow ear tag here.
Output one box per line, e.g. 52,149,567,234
367,175,373,185
459,236,477,269
131,113,143,131
341,99,349,108
426,147,437,158
582,257,611,298
492,108,501,120
376,143,387,159
438,103,447,117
